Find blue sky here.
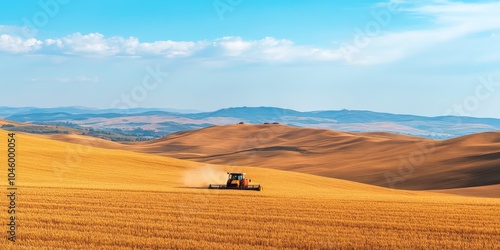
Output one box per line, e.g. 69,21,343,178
1,0,499,117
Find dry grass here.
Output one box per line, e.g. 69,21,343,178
1,130,499,249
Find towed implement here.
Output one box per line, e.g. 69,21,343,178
209,172,262,191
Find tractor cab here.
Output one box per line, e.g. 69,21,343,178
228,173,244,181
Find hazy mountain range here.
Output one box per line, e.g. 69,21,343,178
1,106,499,140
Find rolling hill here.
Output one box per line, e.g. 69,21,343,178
1,130,499,249
143,125,499,191
31,123,500,192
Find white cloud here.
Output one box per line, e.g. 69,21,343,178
137,40,204,57
42,33,210,58
0,34,42,53
44,33,138,56
0,25,43,53
213,36,342,62
0,29,344,63
215,36,254,56
9,32,207,58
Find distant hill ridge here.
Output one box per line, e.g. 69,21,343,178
1,106,499,139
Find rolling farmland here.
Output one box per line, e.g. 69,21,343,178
1,130,499,249
38,124,500,192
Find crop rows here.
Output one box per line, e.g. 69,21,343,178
2,186,498,249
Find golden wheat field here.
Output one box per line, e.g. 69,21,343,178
1,130,500,249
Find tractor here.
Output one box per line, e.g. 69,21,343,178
208,172,262,191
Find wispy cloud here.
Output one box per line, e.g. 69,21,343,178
213,36,342,62
349,0,500,64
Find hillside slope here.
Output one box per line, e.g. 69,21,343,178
131,124,500,191
2,129,415,196
25,124,500,192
